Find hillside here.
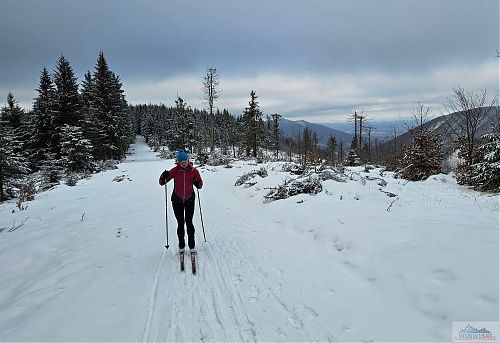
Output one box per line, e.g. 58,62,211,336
326,120,407,142
379,106,499,154
0,137,498,341
279,118,354,147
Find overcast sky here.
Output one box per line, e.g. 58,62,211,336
1,0,498,123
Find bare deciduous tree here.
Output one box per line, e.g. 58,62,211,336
405,103,433,133
357,112,367,151
271,113,282,159
348,110,364,152
442,87,496,167
202,67,221,152
365,124,375,162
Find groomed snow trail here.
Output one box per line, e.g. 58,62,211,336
0,136,497,342
142,249,166,342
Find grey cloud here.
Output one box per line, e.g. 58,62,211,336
0,0,498,120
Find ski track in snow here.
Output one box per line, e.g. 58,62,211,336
141,230,333,342
141,249,166,342
0,136,497,342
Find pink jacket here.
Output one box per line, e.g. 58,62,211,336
159,162,203,203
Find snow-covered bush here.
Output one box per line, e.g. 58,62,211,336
207,152,231,166
280,163,305,175
235,167,268,186
94,160,119,173
16,179,36,209
363,165,375,173
319,169,347,182
264,174,322,202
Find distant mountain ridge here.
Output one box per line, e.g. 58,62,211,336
326,120,407,141
379,106,499,154
279,107,499,152
279,118,354,147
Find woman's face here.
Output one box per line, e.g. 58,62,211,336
179,160,189,168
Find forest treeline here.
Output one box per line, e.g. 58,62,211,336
2,63,499,203
0,52,134,201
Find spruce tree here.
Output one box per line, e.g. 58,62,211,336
54,55,80,126
172,96,189,151
312,132,319,163
242,90,262,157
108,72,132,158
91,51,114,159
2,92,28,157
91,51,131,160
400,128,442,181
3,92,24,129
345,136,361,166
53,55,81,158
301,127,312,165
31,67,57,169
470,130,500,192
219,109,232,155
0,123,17,201
79,70,102,161
327,135,337,166
80,71,94,111
400,104,443,181
271,113,281,159
0,94,29,201
60,125,93,173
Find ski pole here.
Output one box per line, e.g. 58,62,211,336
164,183,169,249
197,188,207,242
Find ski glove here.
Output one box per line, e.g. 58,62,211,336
193,179,203,189
159,170,170,185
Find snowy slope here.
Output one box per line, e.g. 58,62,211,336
0,137,498,342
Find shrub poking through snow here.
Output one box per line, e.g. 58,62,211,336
280,163,306,175
319,169,348,182
264,174,322,202
234,167,268,186
207,152,231,166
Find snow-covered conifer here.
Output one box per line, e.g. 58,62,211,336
469,129,500,192
327,135,337,166
242,90,263,157
53,55,80,126
60,125,94,173
0,94,29,200
90,52,132,160
399,128,442,181
31,67,57,168
345,136,361,166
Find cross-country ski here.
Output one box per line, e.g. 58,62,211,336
190,251,197,274
179,251,185,271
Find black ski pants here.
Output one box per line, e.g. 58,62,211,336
172,200,195,250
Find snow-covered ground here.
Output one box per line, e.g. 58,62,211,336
0,136,498,342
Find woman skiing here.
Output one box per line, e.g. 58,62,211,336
159,150,203,254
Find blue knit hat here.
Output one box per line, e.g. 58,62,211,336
176,149,189,162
